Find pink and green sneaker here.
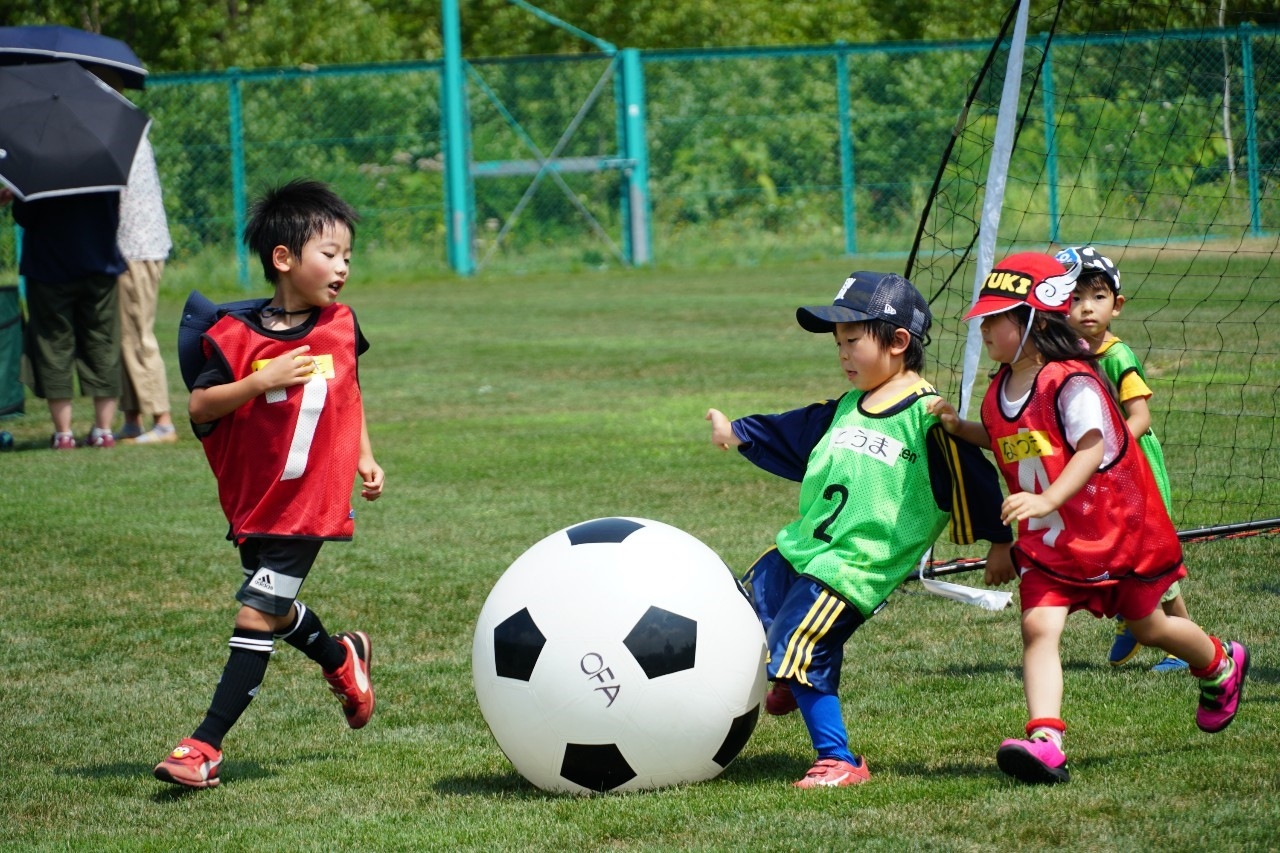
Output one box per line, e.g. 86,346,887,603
996,736,1069,785
1196,640,1249,733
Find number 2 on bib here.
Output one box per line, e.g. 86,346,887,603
813,484,850,543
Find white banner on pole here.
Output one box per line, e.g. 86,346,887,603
959,0,1031,418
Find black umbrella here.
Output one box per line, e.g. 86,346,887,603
0,24,147,89
0,61,151,201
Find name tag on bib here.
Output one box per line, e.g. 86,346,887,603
830,426,903,466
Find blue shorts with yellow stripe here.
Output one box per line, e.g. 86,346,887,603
742,548,866,696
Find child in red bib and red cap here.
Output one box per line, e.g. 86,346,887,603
929,249,1248,785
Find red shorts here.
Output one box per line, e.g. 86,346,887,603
1017,563,1187,620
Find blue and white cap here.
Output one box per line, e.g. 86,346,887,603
1060,245,1120,294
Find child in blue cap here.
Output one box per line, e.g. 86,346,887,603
707,270,1013,788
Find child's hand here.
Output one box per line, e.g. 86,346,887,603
926,397,962,434
257,345,319,393
1001,491,1056,525
705,408,740,450
359,458,384,501
983,541,1016,586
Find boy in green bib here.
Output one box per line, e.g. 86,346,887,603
707,271,1012,788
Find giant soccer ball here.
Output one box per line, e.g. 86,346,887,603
472,517,767,794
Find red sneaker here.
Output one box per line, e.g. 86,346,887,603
764,681,798,716
82,429,116,448
793,757,871,788
153,737,222,789
324,631,375,729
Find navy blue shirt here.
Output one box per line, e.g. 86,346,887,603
12,192,125,284
733,392,1012,546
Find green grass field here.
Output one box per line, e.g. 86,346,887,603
2,260,1277,850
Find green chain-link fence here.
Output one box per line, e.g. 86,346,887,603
2,25,1278,283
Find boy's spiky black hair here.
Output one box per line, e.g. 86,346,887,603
243,179,358,283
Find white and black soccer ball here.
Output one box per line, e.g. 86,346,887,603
471,517,767,794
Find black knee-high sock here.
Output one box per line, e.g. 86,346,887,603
192,628,273,750
275,601,345,673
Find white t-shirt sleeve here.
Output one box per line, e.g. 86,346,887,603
1059,374,1119,467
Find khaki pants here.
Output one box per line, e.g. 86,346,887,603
118,259,171,417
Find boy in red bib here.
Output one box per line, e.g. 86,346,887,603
154,180,385,789
930,250,1248,784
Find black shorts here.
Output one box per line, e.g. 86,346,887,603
235,537,324,616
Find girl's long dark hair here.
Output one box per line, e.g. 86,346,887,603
1003,305,1094,363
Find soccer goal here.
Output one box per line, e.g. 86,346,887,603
906,0,1280,548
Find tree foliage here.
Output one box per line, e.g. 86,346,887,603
8,1,1280,75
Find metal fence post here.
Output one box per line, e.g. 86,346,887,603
620,48,652,266
227,67,250,286
1240,24,1262,237
441,0,475,275
836,46,856,256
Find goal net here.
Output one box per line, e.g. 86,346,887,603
906,0,1280,532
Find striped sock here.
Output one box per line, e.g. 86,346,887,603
191,628,273,750
275,601,345,672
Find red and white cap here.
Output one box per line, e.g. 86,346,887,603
963,250,1083,321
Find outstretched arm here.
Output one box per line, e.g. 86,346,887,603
706,408,742,450
706,399,838,482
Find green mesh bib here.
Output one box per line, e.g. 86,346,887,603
1098,339,1172,509
776,389,950,617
